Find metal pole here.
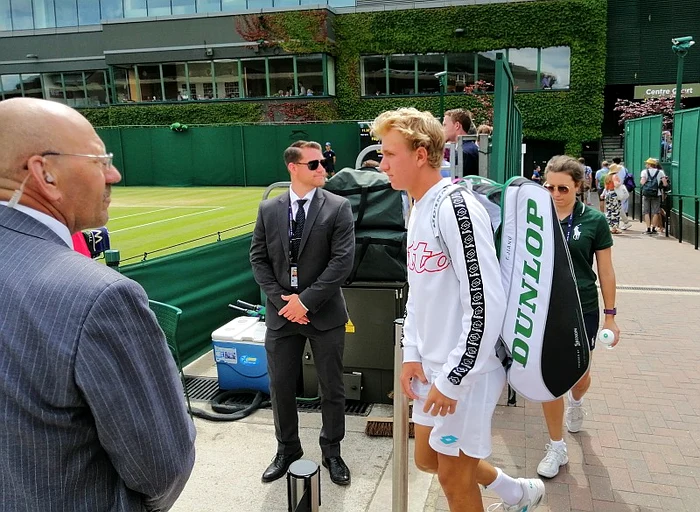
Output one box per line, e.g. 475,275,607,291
695,199,699,250
674,54,685,112
392,319,409,512
439,75,446,122
678,198,684,243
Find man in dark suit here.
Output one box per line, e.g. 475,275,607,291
250,140,355,485
0,98,195,511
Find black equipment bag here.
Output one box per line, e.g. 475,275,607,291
324,168,405,230
347,229,407,283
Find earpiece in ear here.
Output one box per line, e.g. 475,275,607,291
45,174,55,183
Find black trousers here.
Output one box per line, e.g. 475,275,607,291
265,323,345,458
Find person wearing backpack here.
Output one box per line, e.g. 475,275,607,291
372,107,545,512
537,156,620,479
640,157,667,235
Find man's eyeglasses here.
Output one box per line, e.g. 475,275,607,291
41,151,114,170
295,160,324,171
543,183,572,194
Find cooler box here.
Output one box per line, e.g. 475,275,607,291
212,316,270,394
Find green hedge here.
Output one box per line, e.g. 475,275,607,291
81,102,264,127
81,0,606,154
334,0,607,154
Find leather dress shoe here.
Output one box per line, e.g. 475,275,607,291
261,449,304,483
322,456,351,486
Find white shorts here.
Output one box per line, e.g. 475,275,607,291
412,366,506,459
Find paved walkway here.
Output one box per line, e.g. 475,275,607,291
174,215,700,512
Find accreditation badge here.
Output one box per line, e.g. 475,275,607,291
290,265,299,289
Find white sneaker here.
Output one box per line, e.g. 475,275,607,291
621,222,632,230
537,443,568,478
486,478,546,512
565,401,586,433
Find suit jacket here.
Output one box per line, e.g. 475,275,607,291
249,187,355,331
0,205,196,512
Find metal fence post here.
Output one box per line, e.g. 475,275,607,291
392,319,409,512
679,198,684,243
695,199,699,250
287,460,321,512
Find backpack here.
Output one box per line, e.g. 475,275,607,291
623,172,636,192
430,177,589,402
641,169,660,197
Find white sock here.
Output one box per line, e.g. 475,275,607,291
568,391,583,406
487,467,523,506
551,439,567,451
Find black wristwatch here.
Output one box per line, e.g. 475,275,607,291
603,308,617,316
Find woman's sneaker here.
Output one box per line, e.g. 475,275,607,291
537,443,568,478
566,402,586,433
486,478,546,512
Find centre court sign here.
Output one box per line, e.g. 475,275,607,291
634,83,700,99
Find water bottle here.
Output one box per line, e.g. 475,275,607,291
597,329,615,350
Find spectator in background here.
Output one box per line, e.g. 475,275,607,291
531,165,542,184
595,161,610,213
476,124,493,136
360,159,380,170
640,157,668,235
443,108,479,176
299,82,306,96
578,157,593,205
323,142,337,177
611,157,631,230
661,130,672,160
0,98,196,512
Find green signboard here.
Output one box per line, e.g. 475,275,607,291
634,83,700,99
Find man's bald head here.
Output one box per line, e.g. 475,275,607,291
0,98,94,181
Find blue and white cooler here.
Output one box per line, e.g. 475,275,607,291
212,316,270,394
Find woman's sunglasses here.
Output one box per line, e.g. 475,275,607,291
296,160,325,171
543,183,572,194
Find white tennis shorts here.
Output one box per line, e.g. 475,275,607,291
412,365,506,459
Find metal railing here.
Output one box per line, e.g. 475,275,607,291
667,193,700,250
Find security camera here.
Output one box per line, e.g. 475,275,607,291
672,36,694,45
434,71,448,78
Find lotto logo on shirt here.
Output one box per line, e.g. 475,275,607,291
407,242,450,273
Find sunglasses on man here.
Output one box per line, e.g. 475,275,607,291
295,160,326,171
543,183,572,194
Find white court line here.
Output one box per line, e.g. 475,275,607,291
113,205,226,209
110,207,176,220
110,207,225,233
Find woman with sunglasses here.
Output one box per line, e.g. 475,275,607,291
537,155,620,479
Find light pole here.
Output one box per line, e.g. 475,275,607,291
671,36,695,111
435,71,447,121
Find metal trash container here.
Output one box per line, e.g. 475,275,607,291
287,459,321,512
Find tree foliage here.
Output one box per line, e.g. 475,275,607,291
614,97,681,131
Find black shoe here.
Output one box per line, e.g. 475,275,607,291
261,449,304,483
322,456,351,486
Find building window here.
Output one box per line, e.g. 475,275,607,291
172,0,196,14
78,0,100,25
268,57,294,97
22,74,44,99
138,65,163,101
296,55,323,96
416,54,444,94
63,72,87,106
55,0,79,28
540,46,571,90
187,61,213,100
85,70,109,105
446,53,475,93
147,0,171,16
197,0,222,13
125,0,147,18
0,0,12,31
388,55,415,95
101,0,125,20
241,59,267,98
476,51,503,90
10,0,34,30
1,75,22,99
33,0,56,29
113,66,136,102
214,60,240,99
361,56,386,96
162,63,188,100
42,73,64,101
509,48,539,91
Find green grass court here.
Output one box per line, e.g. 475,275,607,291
107,187,281,263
